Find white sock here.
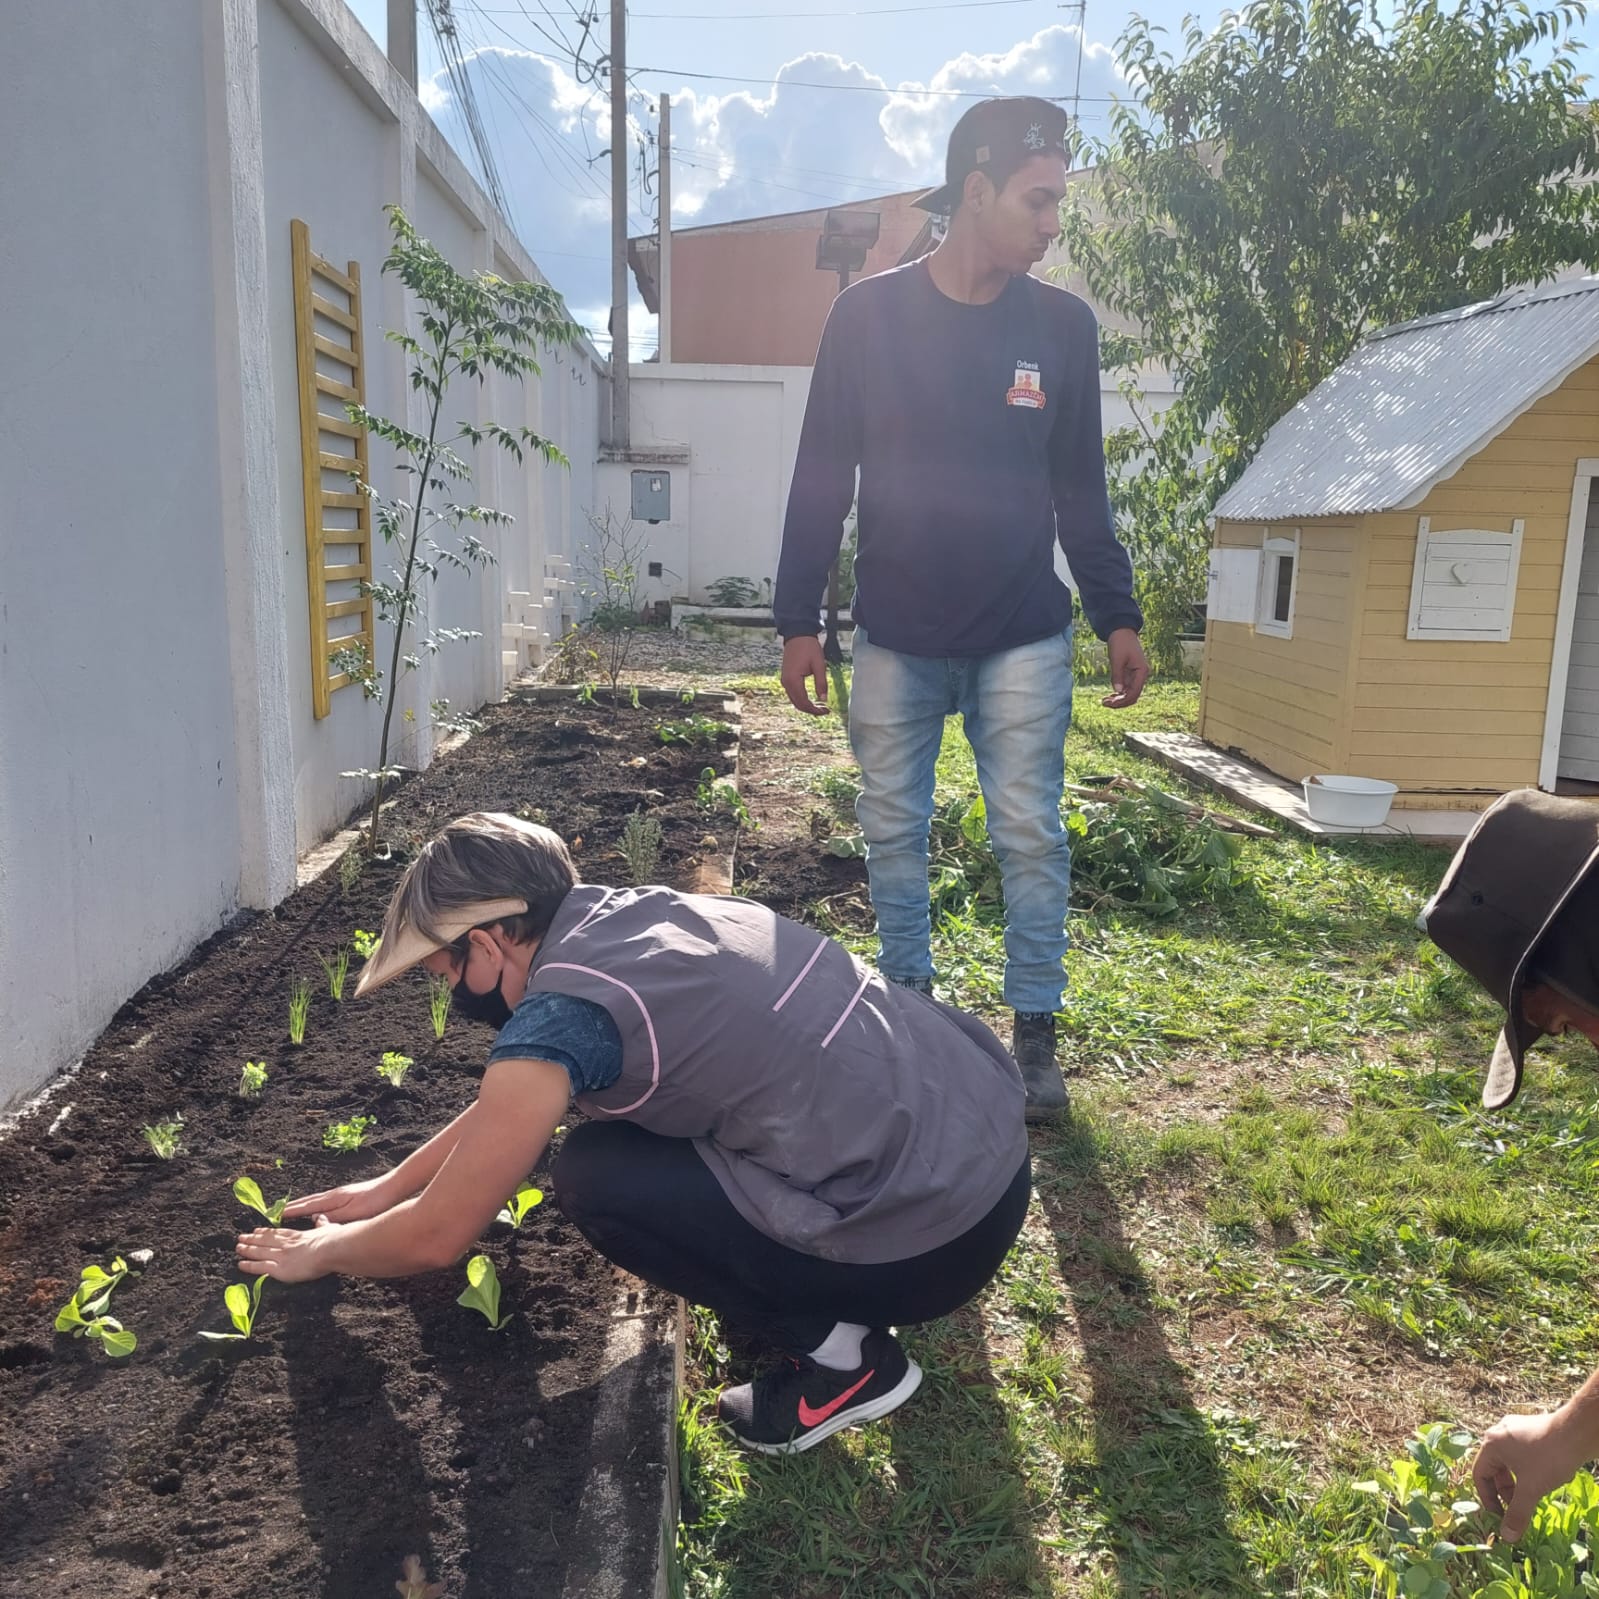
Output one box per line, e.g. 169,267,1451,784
807,1321,869,1371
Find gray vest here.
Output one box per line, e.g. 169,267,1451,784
526,885,1027,1264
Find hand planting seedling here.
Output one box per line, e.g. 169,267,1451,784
142,1115,184,1160
352,928,379,961
427,972,451,1040
376,1051,413,1088
198,1275,267,1341
505,1181,544,1227
458,1254,511,1330
232,1175,290,1225
323,1115,375,1152
319,945,351,1001
53,1258,137,1358
287,976,312,1044
238,1060,268,1099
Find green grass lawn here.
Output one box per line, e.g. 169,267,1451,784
677,677,1599,1597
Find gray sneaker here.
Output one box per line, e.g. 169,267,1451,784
1012,1011,1068,1121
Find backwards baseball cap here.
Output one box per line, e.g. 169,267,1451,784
1418,789,1599,1108
915,96,1071,215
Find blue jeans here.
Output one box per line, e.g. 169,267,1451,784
848,625,1074,1014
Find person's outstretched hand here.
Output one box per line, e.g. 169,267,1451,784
1472,1409,1589,1541
236,1214,339,1283
1101,628,1151,709
781,635,831,716
281,1173,398,1224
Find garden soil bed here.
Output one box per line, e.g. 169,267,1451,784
0,694,738,1599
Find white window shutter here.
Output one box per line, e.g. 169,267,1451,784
1407,518,1524,641
1207,547,1261,623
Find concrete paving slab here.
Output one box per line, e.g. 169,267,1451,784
1126,732,1478,842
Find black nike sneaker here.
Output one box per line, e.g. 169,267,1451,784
716,1328,923,1455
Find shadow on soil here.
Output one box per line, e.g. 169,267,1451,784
1033,1115,1256,1597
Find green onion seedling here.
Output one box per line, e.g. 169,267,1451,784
239,1060,268,1099
232,1176,290,1225
323,1115,375,1152
287,977,312,1045
318,945,351,1001
53,1258,137,1357
458,1254,511,1330
198,1276,267,1341
427,972,451,1040
505,1182,544,1227
376,1051,413,1088
352,929,379,961
142,1116,184,1160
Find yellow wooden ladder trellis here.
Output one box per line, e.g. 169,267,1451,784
290,219,374,720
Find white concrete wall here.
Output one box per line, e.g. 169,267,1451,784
0,0,603,1107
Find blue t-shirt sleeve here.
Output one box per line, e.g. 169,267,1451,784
486,992,623,1097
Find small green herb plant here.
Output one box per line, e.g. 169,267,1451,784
427,972,452,1040
142,1116,184,1160
656,715,732,746
458,1254,511,1330
618,809,662,885
319,946,351,1001
323,1115,375,1152
505,1182,544,1227
697,766,754,830
352,929,379,961
238,1060,268,1099
377,1051,413,1088
233,1176,290,1225
288,977,312,1045
198,1276,267,1342
54,1258,137,1357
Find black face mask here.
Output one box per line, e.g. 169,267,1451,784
452,975,514,1029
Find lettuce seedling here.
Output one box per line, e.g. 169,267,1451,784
323,1115,375,1152
506,1182,544,1227
319,945,351,1001
287,977,312,1045
232,1175,290,1225
376,1051,413,1088
239,1060,268,1099
427,972,452,1040
54,1258,137,1357
198,1275,267,1341
352,928,379,961
142,1116,184,1159
458,1254,511,1330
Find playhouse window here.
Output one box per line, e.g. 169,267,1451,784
1256,532,1299,639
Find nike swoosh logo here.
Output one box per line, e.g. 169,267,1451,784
797,1368,876,1428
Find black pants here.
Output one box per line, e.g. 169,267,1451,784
553,1120,1032,1353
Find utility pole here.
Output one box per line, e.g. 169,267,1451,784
388,0,418,86
658,94,672,365
609,0,631,447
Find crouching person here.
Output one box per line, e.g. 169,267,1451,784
235,812,1029,1454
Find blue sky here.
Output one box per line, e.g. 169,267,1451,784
343,0,1593,352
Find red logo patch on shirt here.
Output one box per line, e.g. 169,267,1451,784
1006,363,1046,409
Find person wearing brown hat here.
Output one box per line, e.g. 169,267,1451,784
772,95,1149,1122
1420,788,1599,1537
233,813,1031,1455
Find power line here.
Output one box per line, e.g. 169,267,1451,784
632,64,1116,99
425,0,515,217
478,0,1040,12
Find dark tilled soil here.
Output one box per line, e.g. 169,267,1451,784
0,697,735,1599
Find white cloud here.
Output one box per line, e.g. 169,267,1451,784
420,27,1127,345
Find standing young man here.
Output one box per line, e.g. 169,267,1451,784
773,96,1149,1118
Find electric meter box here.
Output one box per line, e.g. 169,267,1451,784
631,469,670,524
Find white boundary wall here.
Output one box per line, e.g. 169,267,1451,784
0,0,603,1106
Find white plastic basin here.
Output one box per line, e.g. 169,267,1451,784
1302,774,1399,828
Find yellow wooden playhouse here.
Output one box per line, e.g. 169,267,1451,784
1200,276,1599,810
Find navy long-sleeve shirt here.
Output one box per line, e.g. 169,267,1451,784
773,260,1142,658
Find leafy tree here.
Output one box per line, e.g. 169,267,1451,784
1062,0,1599,666
336,205,578,853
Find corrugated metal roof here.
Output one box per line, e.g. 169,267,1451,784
1212,276,1599,522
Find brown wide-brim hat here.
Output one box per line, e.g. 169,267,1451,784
353,897,528,998
1419,789,1599,1108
